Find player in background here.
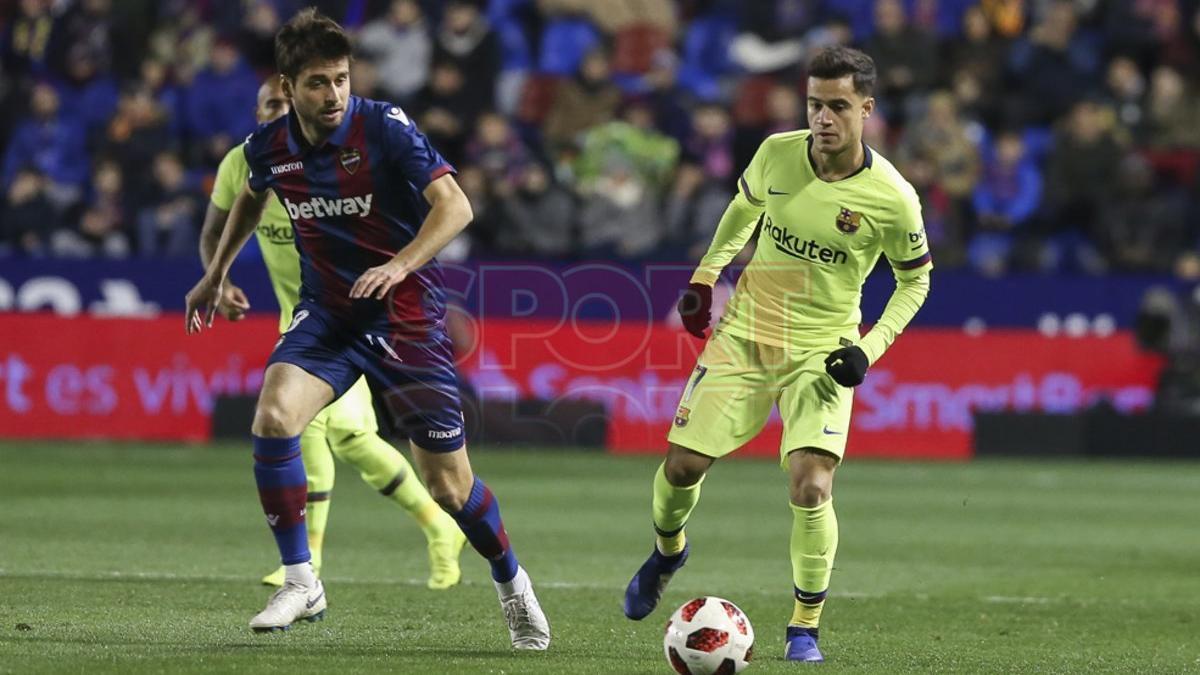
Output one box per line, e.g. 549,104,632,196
184,9,549,647
622,46,932,663
200,75,467,591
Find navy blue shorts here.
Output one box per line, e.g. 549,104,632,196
267,301,466,451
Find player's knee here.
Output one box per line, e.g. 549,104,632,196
424,473,470,512
427,478,468,509
251,402,303,438
789,475,832,508
663,457,706,488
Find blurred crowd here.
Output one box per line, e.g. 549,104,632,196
3,0,1200,277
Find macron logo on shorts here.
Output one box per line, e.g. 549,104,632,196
283,194,373,220
428,427,463,441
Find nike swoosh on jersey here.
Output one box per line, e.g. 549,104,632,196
767,187,790,195
822,426,843,435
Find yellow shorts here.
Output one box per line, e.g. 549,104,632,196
310,376,378,435
666,329,854,463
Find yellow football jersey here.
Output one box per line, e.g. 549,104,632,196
211,145,299,333
692,129,932,352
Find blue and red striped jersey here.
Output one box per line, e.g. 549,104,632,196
243,95,456,334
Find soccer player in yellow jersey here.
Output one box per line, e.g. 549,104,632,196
200,76,466,590
623,47,932,663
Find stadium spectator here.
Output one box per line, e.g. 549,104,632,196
50,159,130,258
1039,99,1125,272
493,162,576,257
1146,65,1200,150
57,45,120,142
184,36,259,165
357,0,432,105
1,167,58,255
667,103,734,252
465,112,533,190
1104,55,1149,141
574,101,679,194
573,101,676,257
542,47,621,152
100,84,173,198
897,102,971,266
728,0,809,74
1096,153,1188,273
863,0,938,121
634,49,694,144
898,92,980,224
237,0,283,72
1006,0,1100,125
136,57,184,136
136,152,203,257
412,60,477,167
349,58,387,101
46,0,115,75
1,81,89,207
1102,0,1178,67
903,150,967,270
970,129,1043,275
3,0,1200,272
3,0,55,78
943,5,1007,126
434,0,501,121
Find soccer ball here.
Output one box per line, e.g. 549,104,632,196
663,596,754,675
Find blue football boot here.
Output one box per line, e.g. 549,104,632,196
622,544,689,620
785,626,824,663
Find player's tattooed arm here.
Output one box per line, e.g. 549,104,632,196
198,202,250,322
185,184,268,333
349,174,472,300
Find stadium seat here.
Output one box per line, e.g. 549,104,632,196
515,74,562,125
496,18,533,72
731,75,777,127
611,24,671,75
681,11,738,79
488,0,532,24
538,18,601,75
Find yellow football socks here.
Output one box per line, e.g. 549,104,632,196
789,499,838,628
652,462,703,556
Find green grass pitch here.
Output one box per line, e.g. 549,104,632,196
1,442,1197,673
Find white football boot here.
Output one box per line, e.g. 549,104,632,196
494,566,550,650
249,578,327,632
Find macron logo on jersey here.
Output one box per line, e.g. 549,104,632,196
270,161,304,175
283,194,374,220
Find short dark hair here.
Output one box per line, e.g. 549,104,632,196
274,8,353,80
807,46,876,96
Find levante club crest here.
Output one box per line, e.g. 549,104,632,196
836,207,862,234
339,147,362,174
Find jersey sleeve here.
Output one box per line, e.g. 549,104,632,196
243,137,270,194
882,183,933,279
690,139,772,285
380,104,455,192
211,146,249,211
736,136,770,209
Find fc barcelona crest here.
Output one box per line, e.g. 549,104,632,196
674,406,691,428
835,207,861,234
339,147,362,174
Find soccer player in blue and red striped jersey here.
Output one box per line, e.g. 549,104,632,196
184,9,549,648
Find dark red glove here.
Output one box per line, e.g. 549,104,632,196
677,282,713,338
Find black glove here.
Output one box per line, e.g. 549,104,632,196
824,346,869,387
677,282,713,338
